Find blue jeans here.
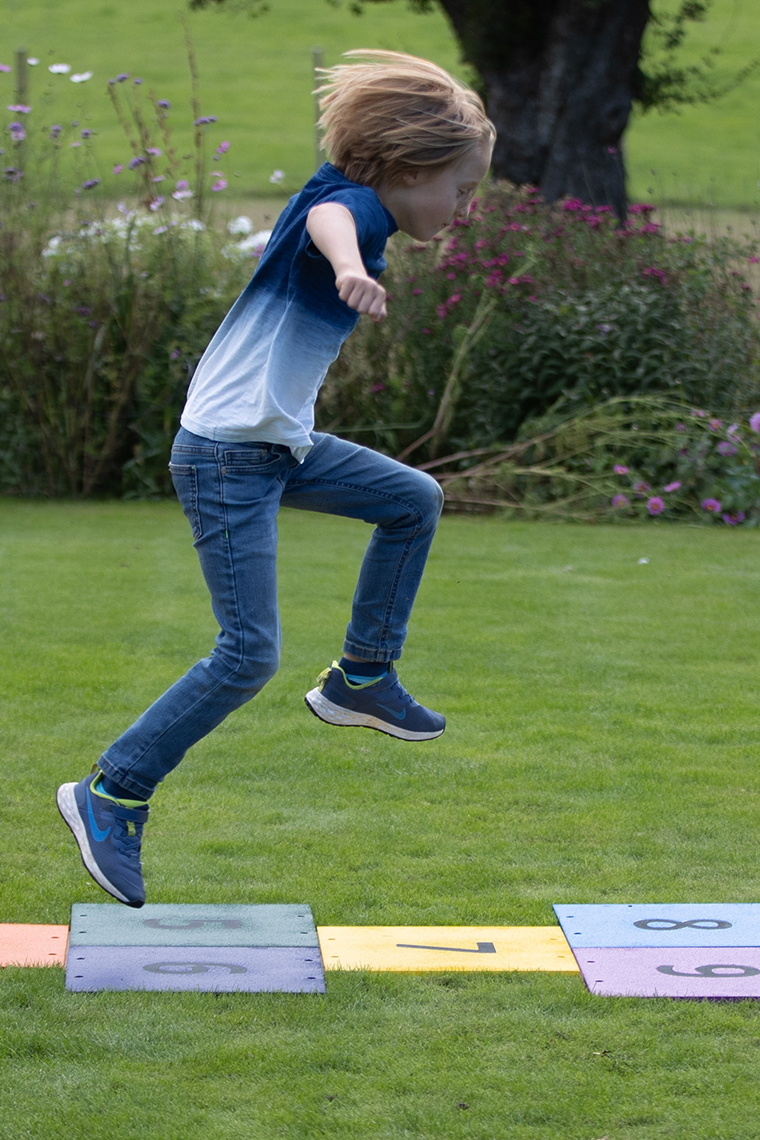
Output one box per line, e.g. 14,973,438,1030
100,428,444,799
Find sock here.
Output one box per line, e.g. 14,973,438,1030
94,771,149,807
338,656,389,686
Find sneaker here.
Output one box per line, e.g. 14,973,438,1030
56,771,148,908
305,661,445,741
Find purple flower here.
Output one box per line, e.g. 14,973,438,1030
128,156,146,169
421,328,430,334
691,409,706,418
611,494,629,508
152,175,165,183
175,179,189,191
156,100,171,109
675,423,686,432
133,78,143,86
371,383,386,393
146,146,162,157
647,496,665,516
0,64,10,73
193,115,218,126
727,423,740,438
3,167,23,182
663,481,681,493
81,178,100,190
113,164,123,174
211,178,227,192
701,498,722,513
642,266,667,283
716,441,737,457
215,140,230,154
7,103,31,113
8,123,25,142
170,349,181,360
148,195,165,211
80,129,92,139
633,481,651,496
116,73,129,82
412,288,423,296
50,124,62,139
750,412,760,434
709,418,723,431
722,511,745,526
613,464,628,475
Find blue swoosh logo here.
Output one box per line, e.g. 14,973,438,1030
376,703,406,721
86,785,111,842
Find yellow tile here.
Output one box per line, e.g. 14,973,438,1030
317,926,578,972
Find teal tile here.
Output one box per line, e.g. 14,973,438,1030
69,903,318,947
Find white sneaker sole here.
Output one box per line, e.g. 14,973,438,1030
304,688,445,742
56,782,134,906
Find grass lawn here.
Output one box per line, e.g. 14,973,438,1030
2,500,760,1138
0,0,759,207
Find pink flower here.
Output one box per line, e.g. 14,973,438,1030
691,409,706,418
215,140,230,154
647,496,665,515
663,481,681,493
709,418,723,431
411,289,423,295
633,481,650,496
701,498,722,513
716,441,737,457
749,256,759,264
146,146,162,157
611,494,629,508
722,511,745,526
112,164,123,175
211,178,227,192
421,328,430,334
148,196,164,211
749,412,760,433
613,464,628,475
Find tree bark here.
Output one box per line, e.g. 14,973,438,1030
437,0,651,217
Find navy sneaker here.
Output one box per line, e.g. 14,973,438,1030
56,771,148,907
305,661,445,741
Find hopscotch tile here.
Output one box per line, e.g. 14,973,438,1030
575,946,760,999
69,903,318,947
0,924,69,968
317,926,578,972
66,944,325,993
553,904,760,949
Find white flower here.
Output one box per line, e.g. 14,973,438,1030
181,219,205,232
269,169,284,184
70,71,93,83
27,58,40,66
42,235,62,257
171,189,193,201
48,63,71,74
223,230,272,259
227,215,253,235
637,557,649,564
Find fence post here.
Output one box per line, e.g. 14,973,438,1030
311,46,324,172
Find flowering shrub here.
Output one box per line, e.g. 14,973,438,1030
0,59,253,496
319,184,760,465
426,396,760,524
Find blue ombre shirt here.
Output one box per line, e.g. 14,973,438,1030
181,164,398,460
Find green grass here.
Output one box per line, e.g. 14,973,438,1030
2,500,760,1138
1,0,759,206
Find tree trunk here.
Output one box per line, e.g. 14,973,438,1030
438,0,651,217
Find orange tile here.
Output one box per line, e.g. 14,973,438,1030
0,924,69,967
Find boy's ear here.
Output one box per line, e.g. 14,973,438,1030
400,169,422,187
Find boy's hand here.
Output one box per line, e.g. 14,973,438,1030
335,272,387,322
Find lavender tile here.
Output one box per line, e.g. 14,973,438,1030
66,944,325,993
575,946,760,998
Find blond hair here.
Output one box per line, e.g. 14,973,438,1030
316,50,494,188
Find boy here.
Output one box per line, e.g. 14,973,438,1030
57,51,495,907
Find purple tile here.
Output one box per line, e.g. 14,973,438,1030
575,947,760,998
66,945,325,993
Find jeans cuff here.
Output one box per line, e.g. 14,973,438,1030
341,638,401,663
98,753,155,801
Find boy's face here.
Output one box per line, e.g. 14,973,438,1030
378,141,492,242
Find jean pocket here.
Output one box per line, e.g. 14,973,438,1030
169,462,202,541
221,446,281,473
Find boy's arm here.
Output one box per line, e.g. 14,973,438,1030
306,202,387,322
